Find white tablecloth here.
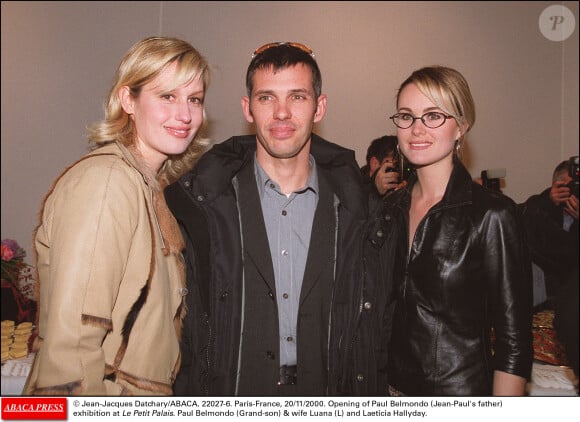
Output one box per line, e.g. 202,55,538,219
1,353,34,395
2,356,577,396
527,361,578,396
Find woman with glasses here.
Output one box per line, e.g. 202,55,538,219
382,66,532,396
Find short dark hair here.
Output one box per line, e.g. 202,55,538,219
553,160,569,181
245,43,321,98
365,135,398,167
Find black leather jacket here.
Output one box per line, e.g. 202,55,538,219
382,158,533,396
165,134,390,396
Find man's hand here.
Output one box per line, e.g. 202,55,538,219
374,161,404,196
564,194,579,220
549,180,571,207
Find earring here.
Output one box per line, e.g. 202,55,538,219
454,139,464,159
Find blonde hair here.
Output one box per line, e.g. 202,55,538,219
88,36,211,183
397,65,476,141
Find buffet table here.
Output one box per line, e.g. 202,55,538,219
1,355,577,396
528,361,578,396
1,352,34,395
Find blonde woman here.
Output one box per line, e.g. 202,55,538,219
24,36,210,395
383,66,532,396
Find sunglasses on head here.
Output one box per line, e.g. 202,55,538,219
251,42,315,59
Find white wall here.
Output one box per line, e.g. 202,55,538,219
2,1,578,258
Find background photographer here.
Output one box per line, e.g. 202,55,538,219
520,158,578,301
360,135,408,199
520,158,579,378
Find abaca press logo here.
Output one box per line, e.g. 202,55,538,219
1,397,67,420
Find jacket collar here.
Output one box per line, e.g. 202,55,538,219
90,141,160,191
398,156,473,211
180,134,367,218
440,156,473,208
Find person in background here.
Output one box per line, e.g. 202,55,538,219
360,135,407,198
519,159,579,303
381,65,532,396
24,36,210,395
554,266,579,382
520,159,578,380
166,42,389,396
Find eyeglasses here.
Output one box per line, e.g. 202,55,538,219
389,112,455,129
252,42,315,59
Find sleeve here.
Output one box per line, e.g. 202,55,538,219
166,182,211,395
33,158,141,395
172,230,200,395
485,202,533,380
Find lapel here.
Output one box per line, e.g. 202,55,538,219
237,161,277,294
237,161,337,302
300,171,336,304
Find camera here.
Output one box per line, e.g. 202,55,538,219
401,161,414,182
396,155,414,182
481,168,506,192
383,163,401,194
568,155,579,198
382,157,413,194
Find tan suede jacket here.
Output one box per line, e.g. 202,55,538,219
24,142,186,396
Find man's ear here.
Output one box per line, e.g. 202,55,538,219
313,94,327,123
369,156,381,174
241,96,254,123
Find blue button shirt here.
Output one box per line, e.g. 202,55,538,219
255,155,318,366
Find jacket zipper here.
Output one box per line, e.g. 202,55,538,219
326,195,341,395
232,176,245,396
338,216,366,394
204,311,211,396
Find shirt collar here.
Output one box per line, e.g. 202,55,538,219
254,154,319,199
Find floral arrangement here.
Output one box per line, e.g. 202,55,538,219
1,238,36,323
1,239,31,285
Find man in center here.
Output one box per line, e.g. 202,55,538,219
166,42,389,396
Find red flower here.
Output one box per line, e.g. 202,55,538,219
1,239,30,285
1,244,15,261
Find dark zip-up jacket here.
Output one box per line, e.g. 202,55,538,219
382,157,533,396
165,134,391,396
519,186,578,297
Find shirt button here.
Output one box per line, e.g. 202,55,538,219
281,210,287,216
269,183,276,189
281,249,288,256
283,293,289,299
286,336,293,342
356,374,365,382
376,229,384,238
364,301,372,310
